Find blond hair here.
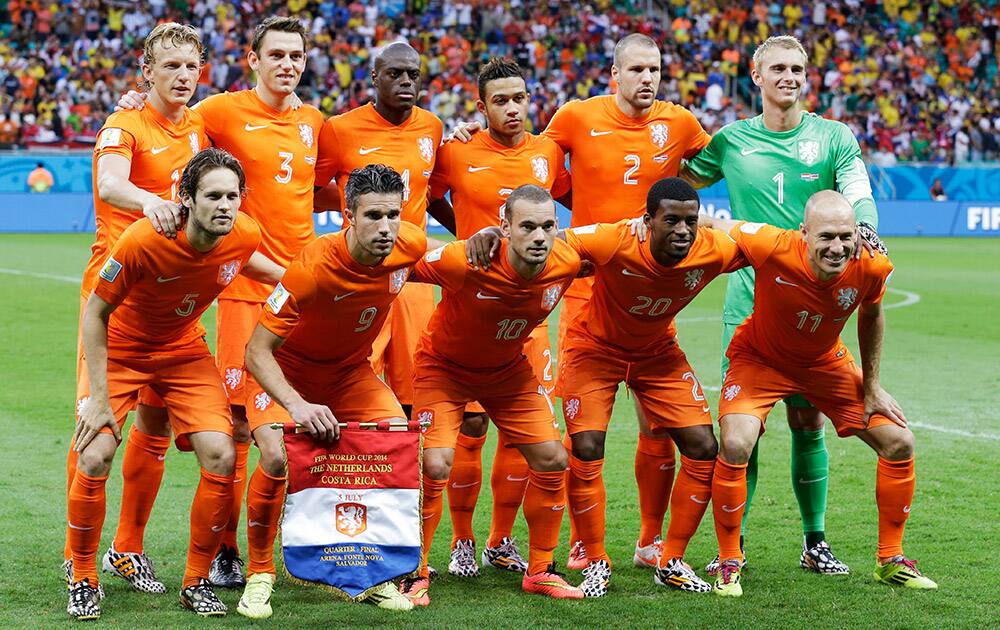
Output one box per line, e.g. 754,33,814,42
143,22,203,68
752,35,808,71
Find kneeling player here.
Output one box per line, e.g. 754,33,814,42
68,149,283,619
400,186,584,605
241,165,423,616
704,192,937,597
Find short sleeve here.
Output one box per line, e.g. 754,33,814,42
549,144,571,198
411,240,467,292
541,100,577,152
711,228,750,273
314,116,342,188
428,140,452,201
93,229,143,306
729,222,783,268
191,92,227,140
682,128,726,187
95,118,140,162
564,221,626,266
259,260,318,339
863,258,894,305
680,108,712,159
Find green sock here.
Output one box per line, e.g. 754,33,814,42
739,442,760,536
790,428,829,540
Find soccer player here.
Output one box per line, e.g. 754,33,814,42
682,35,881,575
68,148,284,619
67,22,210,593
425,56,571,576
701,191,937,597
240,164,423,617
399,185,584,606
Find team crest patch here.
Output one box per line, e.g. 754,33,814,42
417,136,435,163
563,397,581,421
684,269,704,290
798,140,820,166
541,284,563,311
723,384,741,401
299,124,314,149
254,391,272,411
99,127,122,149
224,368,243,393
335,503,367,537
836,287,859,310
389,268,409,294
266,283,290,313
417,410,434,428
650,123,669,148
530,156,549,183
217,260,241,285
99,257,122,283
425,246,445,263
189,131,200,154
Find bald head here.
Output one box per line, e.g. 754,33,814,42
373,42,420,71
803,190,854,229
372,42,422,115
801,190,857,280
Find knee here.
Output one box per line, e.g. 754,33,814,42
570,432,605,461
718,431,755,465
529,444,568,472
257,440,286,477
459,413,489,438
424,452,452,480
879,429,915,461
77,443,115,476
684,434,719,461
201,443,236,476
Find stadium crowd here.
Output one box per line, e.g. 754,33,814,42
1,0,998,163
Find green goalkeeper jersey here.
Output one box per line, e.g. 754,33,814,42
683,112,878,324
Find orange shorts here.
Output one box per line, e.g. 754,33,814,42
414,354,560,450
216,298,263,407
465,320,553,415
369,282,436,406
555,290,588,397
559,337,712,435
244,360,405,434
719,352,895,437
76,341,233,450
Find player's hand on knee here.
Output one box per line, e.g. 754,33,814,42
115,89,147,112
864,386,907,428
143,200,184,239
74,398,121,452
290,400,340,441
466,226,503,269
447,120,481,143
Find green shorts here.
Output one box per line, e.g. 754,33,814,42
721,322,813,409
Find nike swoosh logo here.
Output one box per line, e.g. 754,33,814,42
621,268,648,279
902,505,910,513
244,123,268,131
476,291,500,300
450,481,480,489
572,503,598,515
798,476,827,484
157,276,181,283
359,146,382,155
150,146,168,155
701,406,711,413
740,148,761,156
721,502,746,513
833,316,850,322
659,463,675,471
68,522,94,531
211,525,225,532
774,276,799,287
689,495,709,504
334,291,356,302
422,513,436,521
551,505,565,511
505,475,529,482
248,520,265,528
590,129,612,136
156,455,166,461
467,166,491,172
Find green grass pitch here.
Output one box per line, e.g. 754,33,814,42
0,234,997,628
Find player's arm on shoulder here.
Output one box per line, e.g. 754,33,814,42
857,297,906,428
413,240,466,289
76,292,122,450
96,152,184,239
833,123,878,229
563,222,619,264
243,251,285,285
680,128,725,189
115,89,147,111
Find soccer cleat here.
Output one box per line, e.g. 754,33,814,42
706,552,746,576
873,556,938,590
654,558,712,593
481,537,528,573
180,579,228,616
447,539,480,577
633,535,662,569
427,565,438,579
566,540,588,571
399,576,430,607
800,540,850,575
578,559,611,598
102,545,167,593
522,563,585,599
208,544,246,588
363,581,414,611
67,579,103,620
237,573,274,619
712,559,743,597
63,560,104,598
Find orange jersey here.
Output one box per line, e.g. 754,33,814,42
259,222,427,369
565,221,745,354
84,106,209,297
429,130,570,238
93,214,262,356
412,239,581,371
543,95,710,226
728,222,894,366
195,90,325,302
314,103,443,229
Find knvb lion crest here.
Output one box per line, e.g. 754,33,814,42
335,503,367,537
723,384,741,401
299,124,314,149
798,140,820,166
218,260,241,285
650,123,669,148
684,269,704,290
564,397,581,421
189,132,200,155
836,287,859,310
530,156,549,182
224,368,243,393
254,391,272,411
417,136,435,163
389,268,409,294
541,284,563,310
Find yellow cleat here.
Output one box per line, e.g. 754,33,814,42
237,573,274,619
713,559,743,598
873,556,937,590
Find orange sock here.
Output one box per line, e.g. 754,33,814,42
447,432,486,545
562,433,581,546
220,440,249,552
113,427,170,553
635,433,675,546
420,476,447,579
183,468,234,588
246,466,286,576
64,443,79,561
661,456,714,565
68,472,108,584
711,458,747,561
566,454,609,563
487,436,529,547
876,457,915,562
522,469,565,575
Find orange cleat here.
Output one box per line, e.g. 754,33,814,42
566,540,588,571
398,577,430,606
522,564,585,600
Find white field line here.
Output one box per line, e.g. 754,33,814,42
0,267,80,284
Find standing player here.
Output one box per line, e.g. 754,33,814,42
701,192,936,597
241,165,423,617
682,35,881,575
425,57,571,576
68,148,284,619
67,22,210,594
399,186,584,606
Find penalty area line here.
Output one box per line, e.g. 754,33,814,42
0,266,80,284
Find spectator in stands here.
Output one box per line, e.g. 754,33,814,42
27,162,55,193
930,178,948,201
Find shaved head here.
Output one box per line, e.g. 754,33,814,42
373,42,420,71
803,190,854,229
371,42,422,119
613,33,659,66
